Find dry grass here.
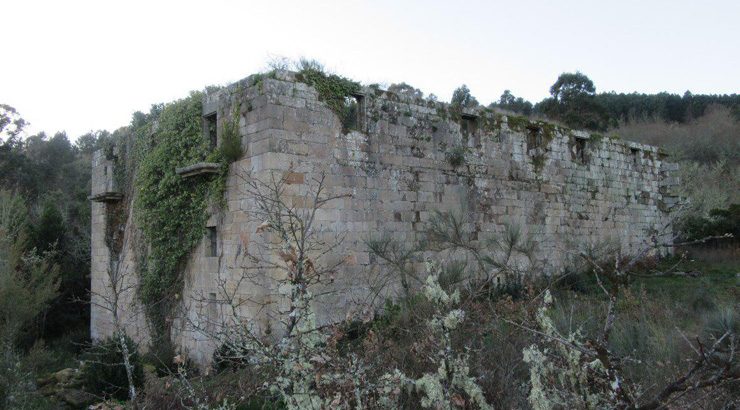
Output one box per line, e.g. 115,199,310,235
612,104,739,165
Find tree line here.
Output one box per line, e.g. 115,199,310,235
478,72,740,131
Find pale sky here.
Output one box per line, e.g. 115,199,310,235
2,0,739,139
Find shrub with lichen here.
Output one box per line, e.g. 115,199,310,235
523,291,614,410
402,263,492,409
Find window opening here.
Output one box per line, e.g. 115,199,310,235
575,138,587,164
206,226,217,257
631,148,641,167
461,114,478,138
342,94,365,132
205,113,217,149
526,125,543,149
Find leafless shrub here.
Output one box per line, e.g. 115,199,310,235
519,230,738,410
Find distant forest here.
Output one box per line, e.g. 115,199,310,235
487,72,740,131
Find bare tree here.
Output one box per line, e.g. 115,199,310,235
519,217,738,409
368,210,537,300
185,168,365,408
88,207,142,404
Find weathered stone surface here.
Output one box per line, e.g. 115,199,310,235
90,70,679,366
89,151,122,203
175,162,221,178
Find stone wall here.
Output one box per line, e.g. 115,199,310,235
91,71,679,365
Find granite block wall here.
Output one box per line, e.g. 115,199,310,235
91,71,679,365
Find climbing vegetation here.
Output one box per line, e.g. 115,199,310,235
134,92,227,335
219,113,243,163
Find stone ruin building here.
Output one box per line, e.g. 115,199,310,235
90,70,679,365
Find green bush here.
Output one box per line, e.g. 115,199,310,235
220,117,243,163
550,268,598,294
680,203,739,241
445,146,466,168
83,335,143,400
702,306,738,341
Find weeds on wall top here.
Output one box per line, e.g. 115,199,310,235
295,66,361,133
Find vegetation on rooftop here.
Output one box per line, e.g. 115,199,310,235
294,59,361,133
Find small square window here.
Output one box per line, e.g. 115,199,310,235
204,113,217,149
206,226,217,257
631,148,641,166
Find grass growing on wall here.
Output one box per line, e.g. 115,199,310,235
134,92,227,336
296,66,361,132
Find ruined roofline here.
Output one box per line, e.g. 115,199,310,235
91,67,681,363
204,69,670,157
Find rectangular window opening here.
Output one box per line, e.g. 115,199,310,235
631,148,641,166
575,138,587,164
355,94,366,130
206,226,217,257
342,94,366,132
204,113,218,149
526,125,543,150
461,114,478,138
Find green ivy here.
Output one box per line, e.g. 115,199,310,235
446,146,466,168
219,106,244,163
506,115,532,132
296,68,360,132
134,92,226,336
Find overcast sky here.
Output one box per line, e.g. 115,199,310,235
3,0,739,139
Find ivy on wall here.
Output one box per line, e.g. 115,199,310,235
133,92,227,336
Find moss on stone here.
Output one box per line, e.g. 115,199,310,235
532,153,546,174
295,68,361,132
506,115,530,132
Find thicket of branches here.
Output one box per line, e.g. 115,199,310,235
142,169,737,409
